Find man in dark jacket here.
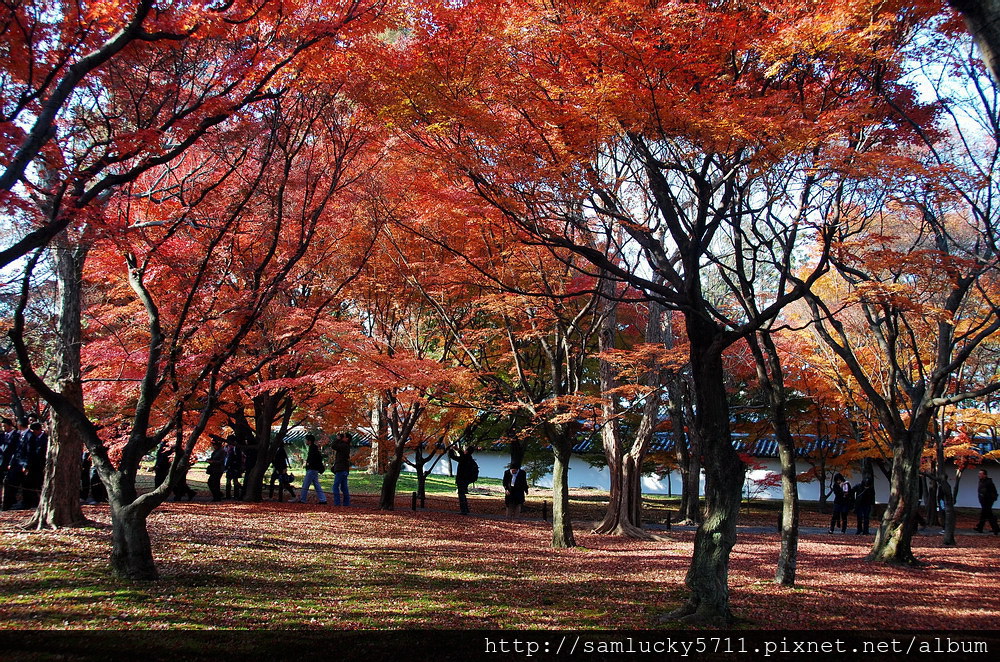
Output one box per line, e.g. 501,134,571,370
853,477,876,535
503,463,529,519
449,446,478,515
0,418,19,509
20,421,48,509
329,433,352,507
975,469,999,535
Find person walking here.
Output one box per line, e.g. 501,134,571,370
298,434,327,505
329,433,352,507
974,469,999,535
449,445,479,515
853,476,876,535
503,463,529,519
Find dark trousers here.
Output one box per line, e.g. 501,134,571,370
207,473,223,501
269,470,295,501
830,505,849,532
2,467,25,510
457,482,470,514
855,506,872,534
976,504,999,533
225,475,241,499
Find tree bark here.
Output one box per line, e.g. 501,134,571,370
593,286,664,538
28,238,89,529
868,427,926,564
949,0,1000,82
379,437,407,510
669,323,743,626
550,439,576,548
242,393,293,502
109,501,159,580
748,331,800,586
673,377,702,525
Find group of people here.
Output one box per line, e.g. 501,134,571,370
828,473,877,534
0,417,49,511
290,433,353,506
829,469,1000,536
448,445,530,519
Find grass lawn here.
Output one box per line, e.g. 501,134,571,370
3,470,999,633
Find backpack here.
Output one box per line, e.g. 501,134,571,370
468,458,479,484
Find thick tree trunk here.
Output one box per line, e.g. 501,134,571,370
593,284,662,539
949,0,1000,82
28,381,87,529
28,238,88,529
868,429,924,565
379,440,407,510
550,441,576,548
669,323,742,626
594,393,658,539
243,394,293,502
109,502,158,580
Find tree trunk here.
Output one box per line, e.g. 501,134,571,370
379,439,407,510
949,0,1000,82
28,381,87,529
109,501,158,580
868,428,924,564
593,284,663,538
748,331,800,586
243,394,293,502
774,430,800,586
28,238,88,529
550,440,576,548
673,377,702,525
368,399,390,475
669,323,742,626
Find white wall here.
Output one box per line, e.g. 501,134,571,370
406,451,985,509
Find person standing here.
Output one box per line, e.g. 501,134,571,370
853,476,876,535
206,439,225,502
21,422,48,510
329,433,352,507
0,418,18,509
975,469,999,535
449,445,479,515
2,419,31,510
269,442,296,502
153,442,172,490
298,434,327,505
829,473,852,534
223,440,243,500
503,463,529,519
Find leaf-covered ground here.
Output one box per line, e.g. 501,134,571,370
1,495,998,630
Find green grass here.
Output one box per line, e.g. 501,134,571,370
346,471,503,495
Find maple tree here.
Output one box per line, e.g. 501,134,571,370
2,0,391,530
367,0,941,624
795,16,1000,565
8,12,389,576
